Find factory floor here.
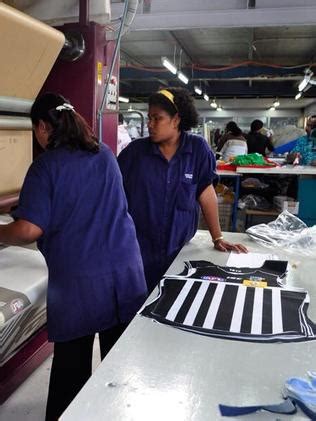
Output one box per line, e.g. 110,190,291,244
0,337,101,421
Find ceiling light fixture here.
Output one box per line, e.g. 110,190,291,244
194,86,202,95
177,71,189,84
161,56,177,75
203,94,209,101
210,99,217,108
216,106,223,111
298,70,314,92
119,96,129,103
295,92,302,100
269,106,275,111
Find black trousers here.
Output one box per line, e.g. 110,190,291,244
45,323,127,421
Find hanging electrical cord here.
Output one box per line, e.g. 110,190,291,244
97,0,138,143
108,0,138,38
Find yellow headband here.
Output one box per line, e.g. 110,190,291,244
158,89,178,111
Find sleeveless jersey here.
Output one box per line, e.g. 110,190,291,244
140,275,316,343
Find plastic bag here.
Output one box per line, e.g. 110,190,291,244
246,210,316,256
238,194,272,210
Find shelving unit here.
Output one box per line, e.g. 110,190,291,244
244,208,280,229
218,165,316,232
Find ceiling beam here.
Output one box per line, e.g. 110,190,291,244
120,80,316,99
110,4,316,31
120,65,311,80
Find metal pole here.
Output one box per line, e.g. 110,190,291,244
79,0,89,27
97,0,129,143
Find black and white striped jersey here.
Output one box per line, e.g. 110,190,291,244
140,277,316,343
174,260,288,288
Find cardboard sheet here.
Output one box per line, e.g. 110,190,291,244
0,130,32,195
0,2,65,100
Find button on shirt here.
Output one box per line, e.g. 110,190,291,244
118,132,217,289
13,144,147,342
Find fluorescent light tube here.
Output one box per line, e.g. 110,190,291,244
203,94,209,101
298,75,311,92
161,57,177,75
210,100,217,108
273,100,280,107
194,86,202,95
295,92,302,100
177,71,189,84
119,96,129,103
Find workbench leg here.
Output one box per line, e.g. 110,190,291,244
231,176,240,232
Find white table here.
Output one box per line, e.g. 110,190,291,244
61,231,316,420
236,164,316,175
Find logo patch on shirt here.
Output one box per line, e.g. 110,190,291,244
185,173,193,179
10,299,24,314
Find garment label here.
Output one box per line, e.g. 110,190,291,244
243,280,267,288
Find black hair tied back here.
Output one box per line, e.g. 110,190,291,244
31,92,99,152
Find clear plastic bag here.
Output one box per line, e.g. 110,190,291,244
246,210,316,256
238,194,272,211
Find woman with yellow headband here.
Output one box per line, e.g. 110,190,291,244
118,87,247,292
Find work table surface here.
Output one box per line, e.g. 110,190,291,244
61,231,316,420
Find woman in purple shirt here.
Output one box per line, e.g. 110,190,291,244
118,88,247,293
0,93,147,420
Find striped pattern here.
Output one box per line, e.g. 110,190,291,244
141,278,316,343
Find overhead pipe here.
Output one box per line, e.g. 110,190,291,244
0,96,33,114
59,1,88,62
79,0,89,26
0,116,32,130
110,0,139,39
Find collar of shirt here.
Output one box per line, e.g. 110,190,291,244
148,131,193,157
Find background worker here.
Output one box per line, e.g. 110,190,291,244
246,119,274,156
117,112,132,155
287,115,316,165
217,121,248,162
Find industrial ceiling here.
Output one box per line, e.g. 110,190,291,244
3,0,316,111
111,0,316,110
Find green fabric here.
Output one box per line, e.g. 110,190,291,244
232,153,274,166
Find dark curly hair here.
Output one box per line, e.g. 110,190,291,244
31,92,99,152
250,119,264,133
148,87,199,131
225,121,243,137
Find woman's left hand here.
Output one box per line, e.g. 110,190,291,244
213,238,248,253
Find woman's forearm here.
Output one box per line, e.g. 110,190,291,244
0,220,42,246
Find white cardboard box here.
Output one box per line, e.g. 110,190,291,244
273,195,299,215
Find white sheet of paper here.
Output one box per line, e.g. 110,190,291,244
226,252,279,268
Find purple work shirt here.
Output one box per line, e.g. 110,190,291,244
118,131,217,290
13,144,147,342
